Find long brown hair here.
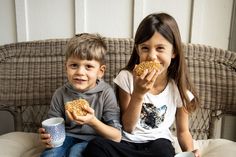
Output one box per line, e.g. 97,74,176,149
125,13,199,112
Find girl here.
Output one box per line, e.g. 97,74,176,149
83,13,200,157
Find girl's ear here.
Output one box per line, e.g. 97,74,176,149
98,65,106,79
171,51,176,59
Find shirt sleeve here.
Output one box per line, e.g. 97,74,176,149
113,70,133,94
101,85,122,130
48,87,65,118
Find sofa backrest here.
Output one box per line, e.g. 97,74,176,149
0,37,235,140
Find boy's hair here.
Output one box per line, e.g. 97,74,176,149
65,33,107,65
125,13,199,112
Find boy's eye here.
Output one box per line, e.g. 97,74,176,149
69,64,78,69
86,64,94,69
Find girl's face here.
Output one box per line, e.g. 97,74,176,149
137,32,176,75
65,56,105,92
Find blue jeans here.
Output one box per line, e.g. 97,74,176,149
40,136,88,157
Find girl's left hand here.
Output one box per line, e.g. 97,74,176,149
192,149,200,157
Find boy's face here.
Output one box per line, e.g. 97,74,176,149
65,56,105,92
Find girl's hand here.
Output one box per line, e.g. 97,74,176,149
192,149,200,157
38,127,53,148
133,66,159,94
66,106,95,125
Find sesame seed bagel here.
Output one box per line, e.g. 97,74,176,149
65,99,89,116
134,61,162,76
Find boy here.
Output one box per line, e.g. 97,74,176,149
39,33,121,157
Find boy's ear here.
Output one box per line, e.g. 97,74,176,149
98,65,106,79
64,62,68,71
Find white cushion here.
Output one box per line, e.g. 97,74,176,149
173,136,236,157
197,138,236,157
0,132,235,157
0,132,44,157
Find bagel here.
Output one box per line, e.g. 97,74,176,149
134,61,162,76
65,99,89,116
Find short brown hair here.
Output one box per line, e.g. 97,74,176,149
65,33,107,65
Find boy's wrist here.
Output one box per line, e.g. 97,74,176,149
87,116,98,126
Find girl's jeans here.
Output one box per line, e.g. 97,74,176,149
40,136,88,157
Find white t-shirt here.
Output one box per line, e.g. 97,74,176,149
114,70,193,143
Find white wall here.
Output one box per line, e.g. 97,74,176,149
191,0,233,49
0,0,234,49
0,0,17,44
27,0,75,41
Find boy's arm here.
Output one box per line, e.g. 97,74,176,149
67,108,122,142
88,115,122,142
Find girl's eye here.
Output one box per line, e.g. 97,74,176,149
156,47,164,52
140,46,149,52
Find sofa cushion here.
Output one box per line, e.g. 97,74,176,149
0,132,44,157
0,132,235,157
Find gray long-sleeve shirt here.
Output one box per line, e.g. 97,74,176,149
47,79,121,141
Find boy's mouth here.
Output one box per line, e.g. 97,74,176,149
73,78,86,83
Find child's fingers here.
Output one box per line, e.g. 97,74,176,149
38,127,45,134
39,132,53,148
83,106,94,115
42,138,53,148
66,110,74,120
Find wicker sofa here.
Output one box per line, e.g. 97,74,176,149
0,37,235,157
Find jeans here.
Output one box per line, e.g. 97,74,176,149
40,136,88,157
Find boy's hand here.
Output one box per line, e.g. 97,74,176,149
66,106,95,125
38,127,53,148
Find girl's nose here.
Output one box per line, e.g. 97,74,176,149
148,50,157,60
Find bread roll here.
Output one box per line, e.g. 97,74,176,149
134,61,162,76
65,99,89,116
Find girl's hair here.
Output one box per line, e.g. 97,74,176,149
65,33,107,65
125,13,199,112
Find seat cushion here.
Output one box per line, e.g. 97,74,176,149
173,136,236,157
0,132,45,157
196,138,236,157
0,132,235,157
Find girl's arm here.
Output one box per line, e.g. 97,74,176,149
118,87,144,132
119,69,159,133
176,107,200,157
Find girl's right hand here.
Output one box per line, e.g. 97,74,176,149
133,67,159,94
38,127,53,148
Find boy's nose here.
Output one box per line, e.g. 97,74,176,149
75,67,85,74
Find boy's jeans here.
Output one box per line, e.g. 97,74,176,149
40,136,88,157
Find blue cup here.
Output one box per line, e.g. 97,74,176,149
42,117,66,147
